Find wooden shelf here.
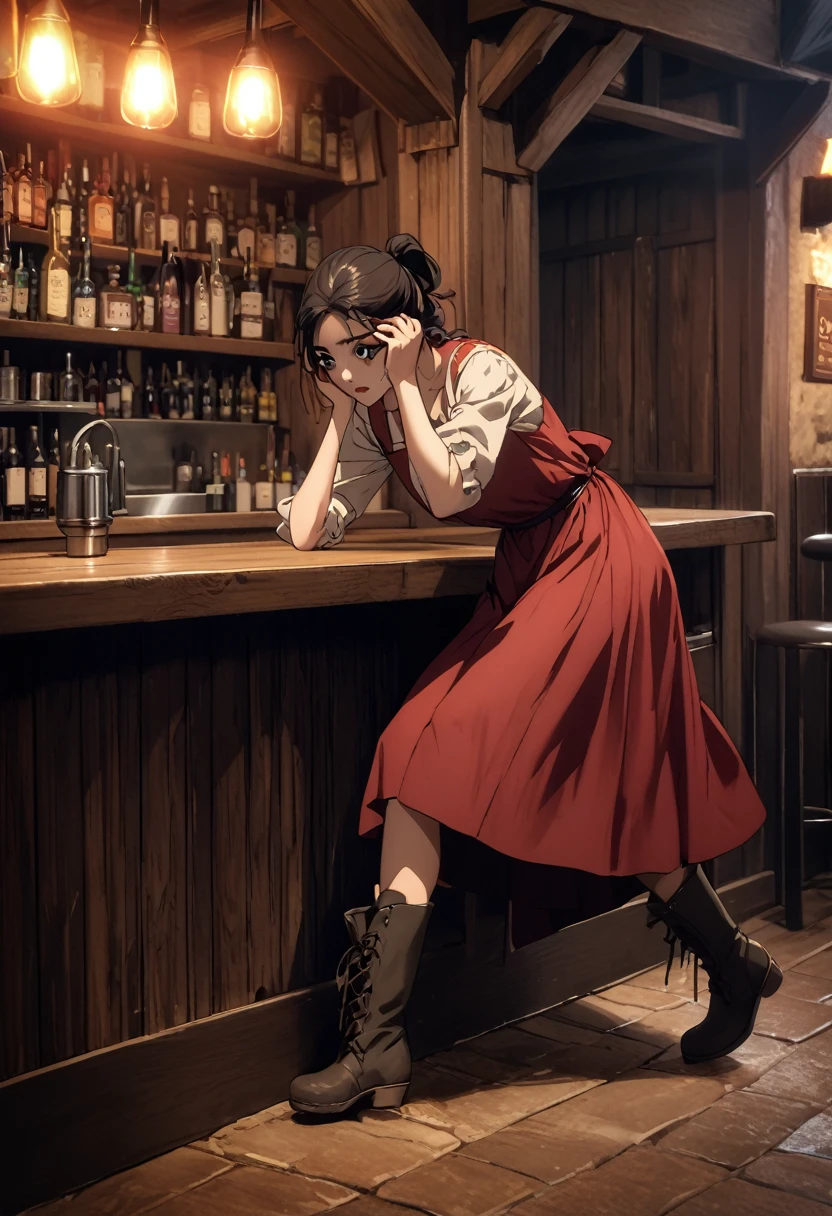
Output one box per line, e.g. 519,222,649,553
8,225,311,284
0,399,98,414
0,93,345,194
0,319,295,361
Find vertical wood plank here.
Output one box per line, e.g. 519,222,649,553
418,149,441,265
539,260,564,412
689,242,716,481
186,619,213,1022
461,40,484,336
397,150,420,238
505,178,533,375
581,255,601,435
275,622,310,992
563,257,583,433
482,172,506,349
248,615,281,1002
445,144,463,334
600,249,633,481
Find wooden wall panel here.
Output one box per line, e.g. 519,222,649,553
505,179,534,376
482,173,507,350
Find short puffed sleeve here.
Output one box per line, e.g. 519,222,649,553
276,406,392,549
433,347,543,506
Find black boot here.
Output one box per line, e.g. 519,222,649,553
646,864,783,1064
289,889,433,1116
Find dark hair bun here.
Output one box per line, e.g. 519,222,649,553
385,233,441,295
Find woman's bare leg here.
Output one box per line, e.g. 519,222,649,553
377,797,441,905
637,864,693,903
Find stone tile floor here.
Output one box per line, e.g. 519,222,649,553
30,879,832,1216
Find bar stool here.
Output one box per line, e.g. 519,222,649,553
754,533,832,931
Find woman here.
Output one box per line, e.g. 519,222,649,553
276,233,783,1117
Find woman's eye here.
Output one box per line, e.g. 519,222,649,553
355,343,382,361
318,355,336,371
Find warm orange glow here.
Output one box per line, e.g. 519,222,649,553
811,249,832,287
224,60,281,138
821,139,832,176
0,0,19,80
121,34,176,129
16,0,80,107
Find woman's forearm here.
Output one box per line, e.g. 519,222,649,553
288,404,353,549
394,379,465,517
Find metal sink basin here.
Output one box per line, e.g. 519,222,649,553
126,493,208,516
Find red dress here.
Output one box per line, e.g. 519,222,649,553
358,338,766,947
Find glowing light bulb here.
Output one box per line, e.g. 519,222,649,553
16,0,80,107
822,139,832,176
121,6,176,131
223,0,281,139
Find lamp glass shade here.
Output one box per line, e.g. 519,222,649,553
16,0,81,106
223,40,281,138
121,26,177,129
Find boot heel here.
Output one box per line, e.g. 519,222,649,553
372,1082,409,1109
761,958,783,998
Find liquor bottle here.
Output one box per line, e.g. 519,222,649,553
97,362,107,416
220,451,234,511
178,189,198,254
0,222,11,320
209,239,227,338
39,208,71,323
26,426,48,519
141,264,156,333
0,151,11,221
78,34,105,119
126,246,143,325
142,365,160,418
46,150,57,202
236,178,259,261
239,366,256,422
105,360,121,418
324,80,340,173
48,429,60,517
189,84,211,141
203,185,225,255
3,427,25,519
158,241,181,334
200,366,217,420
159,177,180,248
11,248,28,319
340,117,359,184
59,351,83,401
76,158,91,245
277,191,301,267
120,355,134,418
99,264,136,330
175,361,195,419
219,374,234,420
257,367,270,422
235,456,252,512
140,166,157,250
12,152,32,224
207,450,226,512
32,160,48,228
88,160,114,243
305,204,322,270
84,361,99,405
115,167,132,246
25,252,39,320
192,261,210,335
277,78,297,160
263,279,276,342
257,202,276,267
238,248,263,340
72,236,97,328
55,163,74,248
226,190,239,259
300,87,324,166
279,285,295,341
161,362,179,419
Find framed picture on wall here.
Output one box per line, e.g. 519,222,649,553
805,283,832,381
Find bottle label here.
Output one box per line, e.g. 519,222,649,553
73,297,96,328
47,268,69,318
93,202,113,239
120,385,133,417
340,132,358,184
160,216,179,246
5,466,25,506
143,294,155,330
105,390,120,416
278,103,296,159
0,284,12,318
255,481,275,509
256,231,275,265
161,293,180,334
325,132,339,170
185,218,198,251
115,210,129,245
276,233,297,267
33,188,46,227
189,100,211,140
206,217,223,247
301,114,323,164
12,285,28,315
2,180,11,219
58,203,72,240
240,291,263,339
237,228,255,259
194,296,210,332
142,214,156,248
210,283,227,336
29,467,46,497
16,182,31,222
306,236,323,270
104,296,133,328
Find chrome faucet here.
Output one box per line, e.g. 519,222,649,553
56,418,127,557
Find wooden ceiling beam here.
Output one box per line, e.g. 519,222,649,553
479,9,572,110
277,0,455,125
167,4,292,50
518,29,642,172
589,94,744,142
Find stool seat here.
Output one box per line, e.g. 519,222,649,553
801,533,832,561
757,620,832,648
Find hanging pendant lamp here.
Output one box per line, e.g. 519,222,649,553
0,0,19,80
17,0,81,106
223,0,282,139
121,0,177,130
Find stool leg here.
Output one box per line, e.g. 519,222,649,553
783,645,804,931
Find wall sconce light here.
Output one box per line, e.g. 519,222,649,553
121,0,177,130
0,0,19,79
802,139,832,229
223,0,281,139
16,0,81,106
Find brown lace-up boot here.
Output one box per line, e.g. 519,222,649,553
646,863,783,1064
289,888,433,1115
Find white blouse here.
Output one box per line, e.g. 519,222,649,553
276,347,543,549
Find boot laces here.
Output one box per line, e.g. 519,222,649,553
335,931,381,1060
645,913,732,1005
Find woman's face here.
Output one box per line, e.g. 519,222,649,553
313,312,389,406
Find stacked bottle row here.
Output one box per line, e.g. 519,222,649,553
0,425,58,520
2,144,323,269
176,441,300,514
